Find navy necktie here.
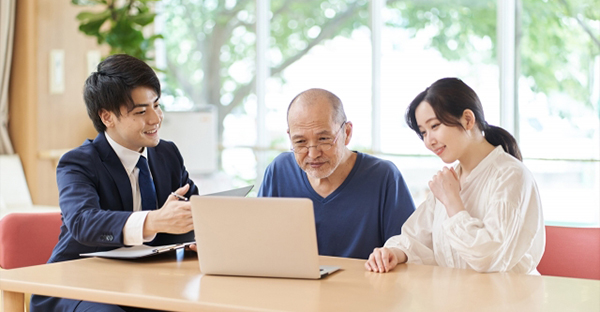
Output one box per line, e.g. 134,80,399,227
136,156,157,211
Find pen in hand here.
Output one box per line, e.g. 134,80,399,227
170,192,189,201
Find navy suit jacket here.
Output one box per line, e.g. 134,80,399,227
31,132,198,311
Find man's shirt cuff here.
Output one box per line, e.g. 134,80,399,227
123,211,157,246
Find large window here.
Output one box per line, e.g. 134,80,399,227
158,0,599,226
379,0,499,205
265,1,372,152
381,1,499,155
159,0,259,190
518,0,599,226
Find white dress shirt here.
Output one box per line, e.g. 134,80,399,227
105,133,157,246
385,146,545,274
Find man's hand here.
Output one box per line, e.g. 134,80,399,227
143,184,194,237
186,243,197,252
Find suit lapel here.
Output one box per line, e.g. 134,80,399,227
93,133,134,211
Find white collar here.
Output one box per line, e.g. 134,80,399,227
105,132,149,174
456,145,504,183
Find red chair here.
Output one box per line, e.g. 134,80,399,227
537,226,600,280
0,212,62,269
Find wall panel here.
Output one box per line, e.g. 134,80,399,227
9,0,101,205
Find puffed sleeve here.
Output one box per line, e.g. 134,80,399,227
384,193,437,266
441,166,544,273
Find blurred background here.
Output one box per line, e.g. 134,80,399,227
4,0,598,227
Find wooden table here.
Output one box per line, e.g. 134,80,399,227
1,252,598,311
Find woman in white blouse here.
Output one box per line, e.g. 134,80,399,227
365,78,544,274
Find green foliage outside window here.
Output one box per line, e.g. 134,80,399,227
160,0,599,147
72,0,599,145
72,0,162,61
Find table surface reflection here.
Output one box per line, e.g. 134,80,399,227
1,251,598,311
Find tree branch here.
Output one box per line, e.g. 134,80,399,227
219,79,255,120
166,57,202,102
181,2,210,50
220,1,365,119
220,0,252,19
179,1,243,52
178,1,242,105
558,0,600,49
271,1,364,76
272,0,293,17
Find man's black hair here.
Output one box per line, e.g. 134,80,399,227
83,54,161,132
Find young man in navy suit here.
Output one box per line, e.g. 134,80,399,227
31,54,197,312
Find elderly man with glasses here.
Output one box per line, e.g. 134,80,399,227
258,88,415,259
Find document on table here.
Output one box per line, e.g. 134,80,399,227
79,186,252,259
80,242,194,259
202,185,253,197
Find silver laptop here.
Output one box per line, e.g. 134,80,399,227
190,196,340,279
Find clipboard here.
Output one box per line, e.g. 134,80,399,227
79,186,252,259
80,242,194,259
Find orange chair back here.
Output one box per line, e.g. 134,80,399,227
0,212,62,269
537,226,600,280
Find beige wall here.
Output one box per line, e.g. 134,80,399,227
9,0,101,205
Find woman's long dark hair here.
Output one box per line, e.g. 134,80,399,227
405,78,522,161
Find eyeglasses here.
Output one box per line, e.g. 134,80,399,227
290,122,346,154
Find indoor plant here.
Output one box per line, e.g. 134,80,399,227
72,0,161,61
